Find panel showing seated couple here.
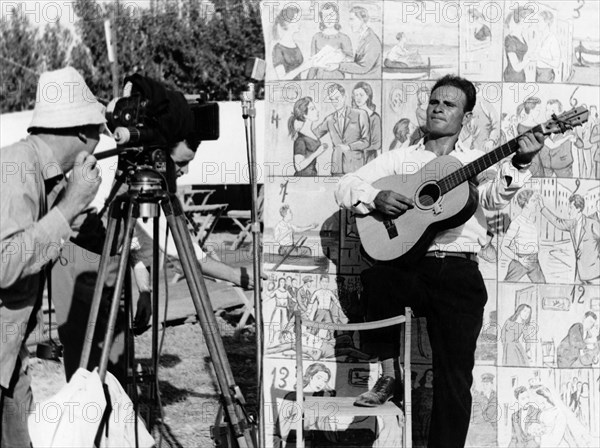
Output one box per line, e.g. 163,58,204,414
263,1,383,82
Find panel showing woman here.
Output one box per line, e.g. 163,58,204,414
352,82,381,164
501,304,533,367
289,97,328,176
272,5,313,80
307,2,353,79
503,7,533,82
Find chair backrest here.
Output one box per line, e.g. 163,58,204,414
292,308,412,448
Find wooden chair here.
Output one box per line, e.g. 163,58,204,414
225,185,263,250
292,308,413,448
177,186,228,248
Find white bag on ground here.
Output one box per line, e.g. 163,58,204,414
28,368,154,448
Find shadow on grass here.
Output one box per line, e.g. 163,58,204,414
136,353,183,369
154,421,185,448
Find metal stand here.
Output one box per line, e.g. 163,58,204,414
241,82,264,448
80,168,256,448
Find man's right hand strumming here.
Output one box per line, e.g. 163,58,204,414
373,190,414,218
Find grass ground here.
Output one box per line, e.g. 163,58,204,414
30,232,259,448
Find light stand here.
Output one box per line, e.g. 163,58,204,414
241,81,265,448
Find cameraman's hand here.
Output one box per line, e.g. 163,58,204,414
133,291,152,336
58,152,101,223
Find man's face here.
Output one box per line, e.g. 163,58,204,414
348,12,362,33
426,85,470,138
320,277,329,289
546,102,560,119
482,381,493,394
329,88,346,111
568,201,580,219
583,315,597,331
518,390,530,407
81,124,103,155
171,141,196,177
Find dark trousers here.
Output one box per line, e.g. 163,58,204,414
52,242,127,384
0,349,32,448
360,257,487,448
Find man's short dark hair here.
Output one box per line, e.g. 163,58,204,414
327,83,345,97
431,74,477,113
569,194,585,212
514,386,528,400
279,204,290,217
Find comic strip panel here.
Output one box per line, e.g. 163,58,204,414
458,1,505,82
263,273,368,363
497,367,600,447
496,179,600,285
263,176,340,273
497,283,600,369
263,0,383,82
502,83,599,180
503,1,600,86
466,365,500,448
263,357,402,448
381,1,459,80
265,79,383,177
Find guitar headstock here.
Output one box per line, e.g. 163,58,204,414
541,106,589,136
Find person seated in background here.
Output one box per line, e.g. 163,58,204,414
384,32,423,68
130,139,256,334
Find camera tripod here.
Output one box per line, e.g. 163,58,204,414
80,166,256,448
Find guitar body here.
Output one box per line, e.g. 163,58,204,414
355,155,479,262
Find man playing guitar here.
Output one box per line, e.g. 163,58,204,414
335,75,544,448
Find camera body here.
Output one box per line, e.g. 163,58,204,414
104,75,220,192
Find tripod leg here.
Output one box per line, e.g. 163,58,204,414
97,200,138,382
161,196,256,448
81,198,124,370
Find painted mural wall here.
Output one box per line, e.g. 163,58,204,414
260,1,600,447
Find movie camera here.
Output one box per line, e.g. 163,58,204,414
103,75,220,192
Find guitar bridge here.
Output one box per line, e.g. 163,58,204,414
383,219,398,239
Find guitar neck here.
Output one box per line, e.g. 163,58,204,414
438,124,543,194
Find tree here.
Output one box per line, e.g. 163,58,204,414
39,22,74,72
0,0,265,111
0,7,42,111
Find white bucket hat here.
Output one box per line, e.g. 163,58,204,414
28,66,106,131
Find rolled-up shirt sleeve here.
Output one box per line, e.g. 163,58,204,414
0,174,71,289
478,159,532,211
335,150,401,214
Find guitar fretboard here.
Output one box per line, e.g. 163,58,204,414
438,124,543,194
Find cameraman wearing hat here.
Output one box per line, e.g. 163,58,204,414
0,67,104,446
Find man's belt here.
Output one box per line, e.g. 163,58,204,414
425,251,478,262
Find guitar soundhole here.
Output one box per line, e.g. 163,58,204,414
418,183,441,207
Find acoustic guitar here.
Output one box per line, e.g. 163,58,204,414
356,107,589,262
